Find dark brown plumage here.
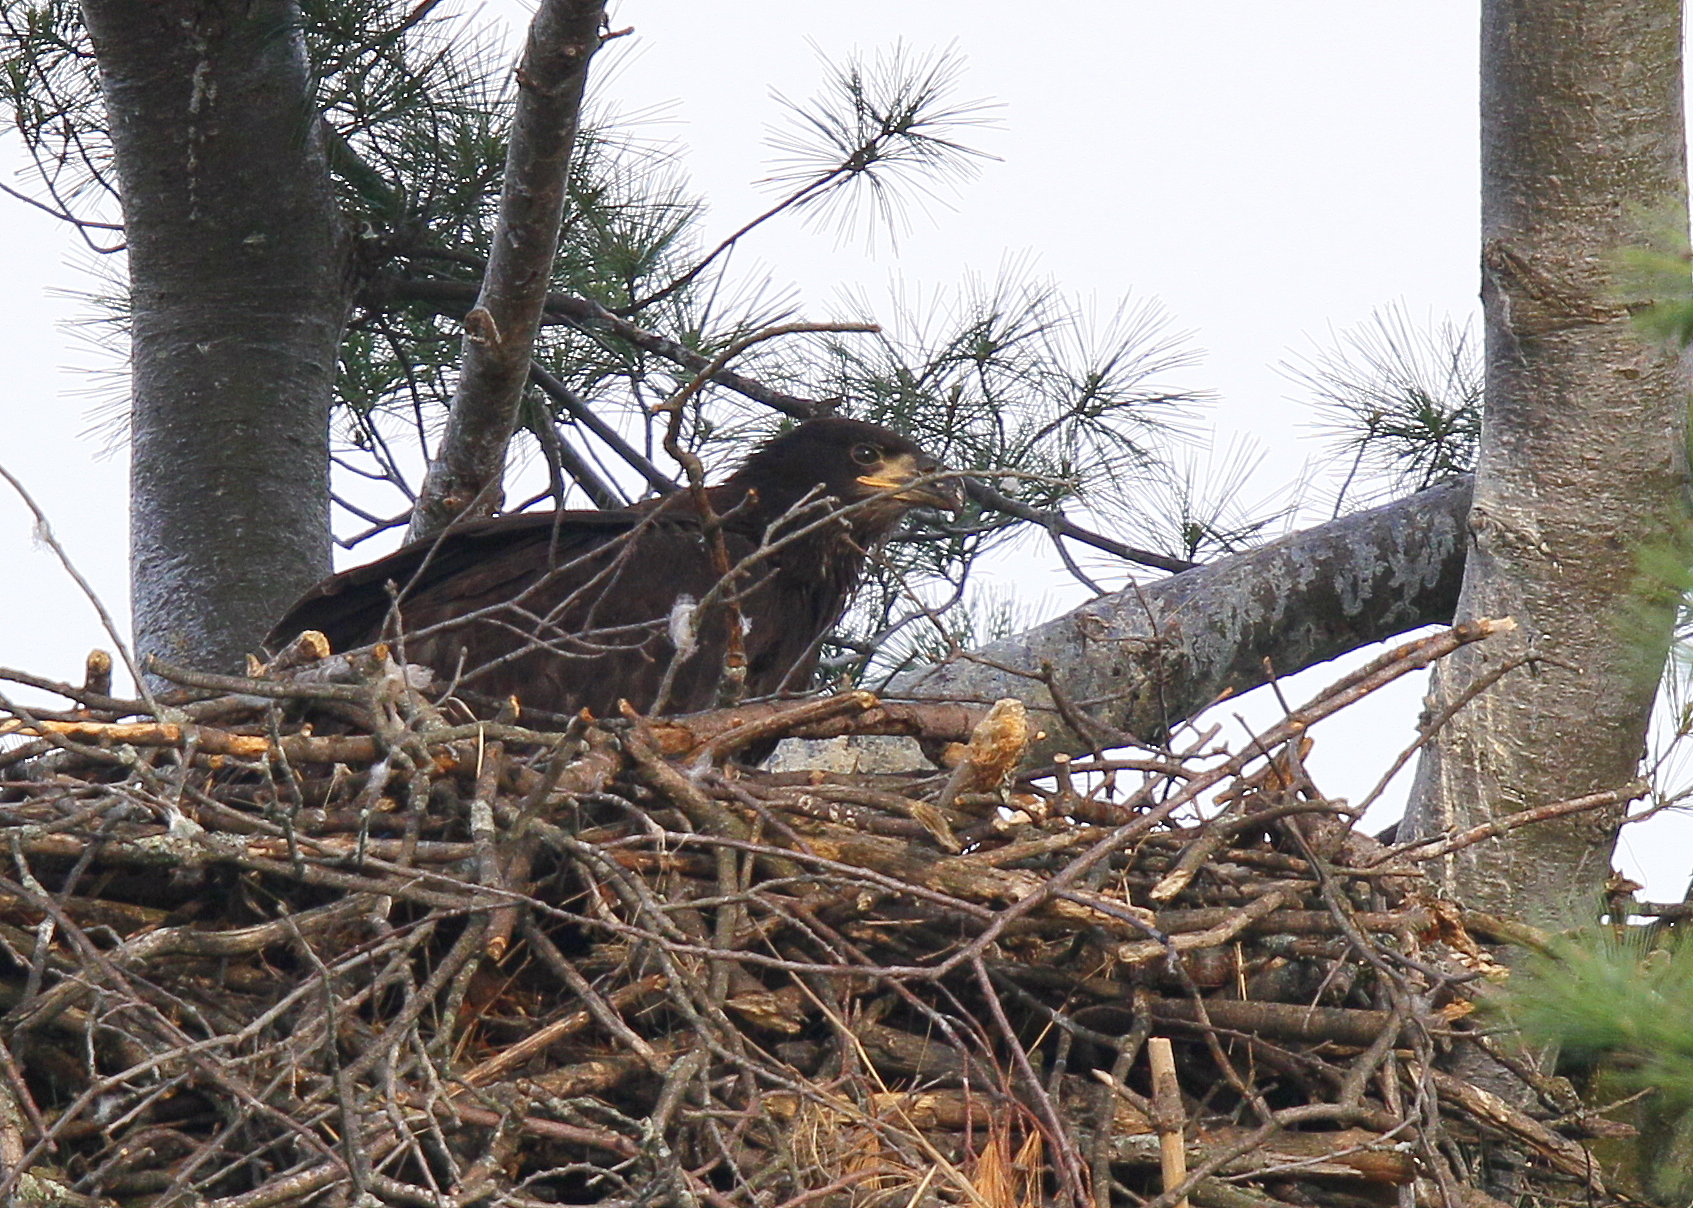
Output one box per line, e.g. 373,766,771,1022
268,418,957,719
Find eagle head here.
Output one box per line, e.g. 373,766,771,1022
726,417,960,535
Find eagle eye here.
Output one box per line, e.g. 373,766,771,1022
850,443,881,467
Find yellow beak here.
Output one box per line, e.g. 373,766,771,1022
856,452,962,511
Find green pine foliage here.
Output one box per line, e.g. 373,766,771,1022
1281,303,1482,513
1508,931,1693,1101
1499,930,1693,1204
0,0,116,244
0,0,1278,685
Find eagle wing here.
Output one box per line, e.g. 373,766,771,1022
269,417,953,720
269,506,854,719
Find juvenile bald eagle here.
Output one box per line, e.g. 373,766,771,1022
269,418,957,719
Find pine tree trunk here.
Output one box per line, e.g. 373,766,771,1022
83,0,347,673
1404,0,1689,925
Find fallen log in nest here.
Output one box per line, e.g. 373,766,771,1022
0,626,1649,1207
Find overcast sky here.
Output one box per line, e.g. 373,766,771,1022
4,1,1686,894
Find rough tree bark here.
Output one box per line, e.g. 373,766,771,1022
1403,0,1690,924
408,0,609,542
82,0,347,675
891,478,1472,763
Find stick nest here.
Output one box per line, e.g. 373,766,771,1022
0,634,1640,1207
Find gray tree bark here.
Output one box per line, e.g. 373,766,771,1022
408,0,608,541
83,0,347,674
1403,0,1690,925
890,478,1471,764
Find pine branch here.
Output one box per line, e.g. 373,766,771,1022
408,0,613,541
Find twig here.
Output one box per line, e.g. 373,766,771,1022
1148,1038,1191,1208
0,463,155,710
528,359,678,493
1366,780,1649,867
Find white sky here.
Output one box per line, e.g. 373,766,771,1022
3,0,1689,897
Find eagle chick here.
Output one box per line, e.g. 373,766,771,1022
268,418,957,719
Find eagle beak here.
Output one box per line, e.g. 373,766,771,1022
857,452,963,512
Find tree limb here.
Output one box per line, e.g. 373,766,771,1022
527,360,679,494
408,0,609,540
966,478,1197,574
380,277,831,419
889,476,1472,762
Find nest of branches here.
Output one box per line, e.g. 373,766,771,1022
0,628,1645,1208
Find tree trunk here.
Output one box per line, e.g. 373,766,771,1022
1403,0,1689,925
83,0,347,674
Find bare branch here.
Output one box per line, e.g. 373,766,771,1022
408,0,610,541
893,476,1473,761
967,477,1196,575
379,277,837,418
527,360,679,494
